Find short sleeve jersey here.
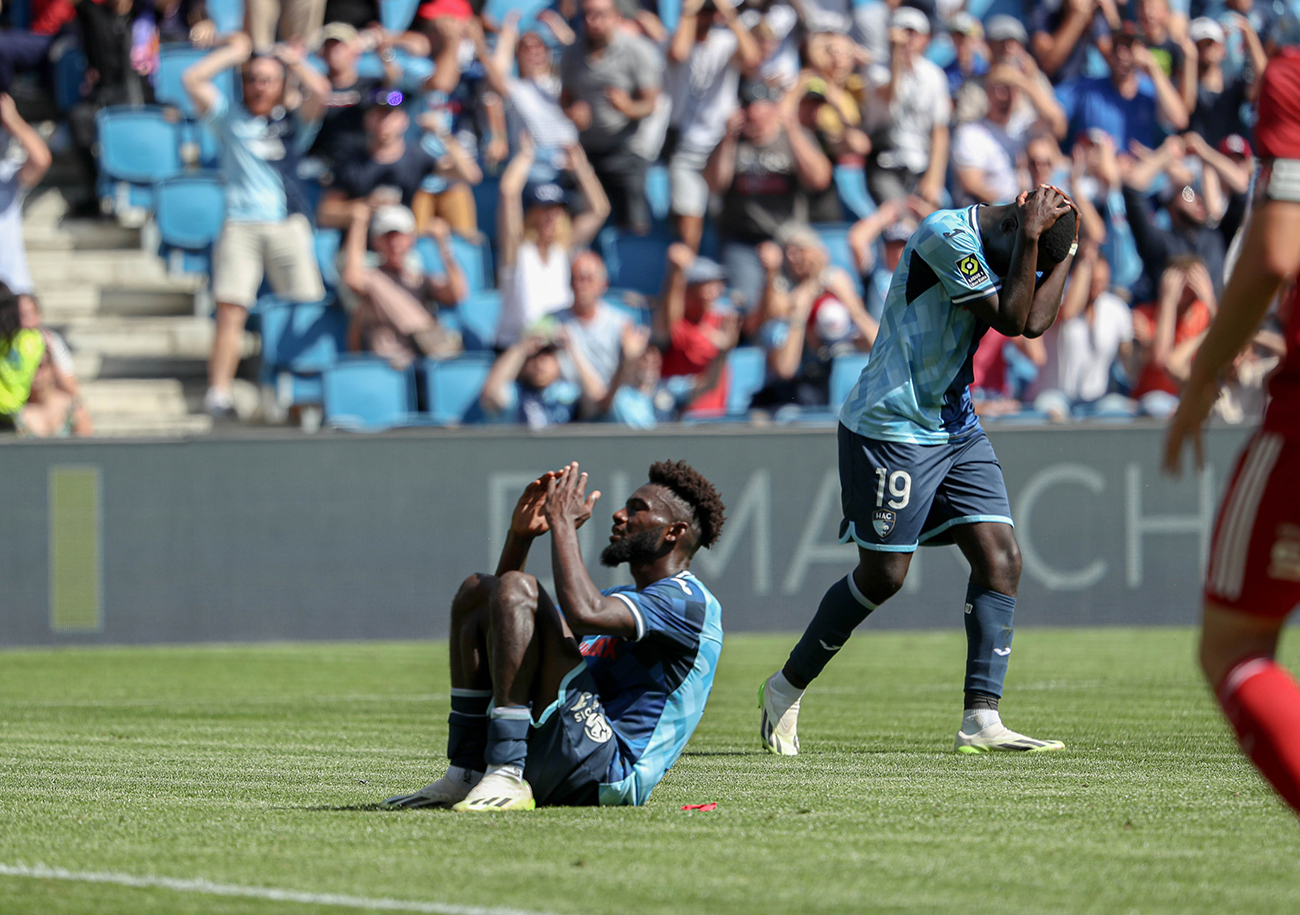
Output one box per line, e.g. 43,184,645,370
840,205,995,444
578,571,723,806
1251,47,1300,435
204,92,320,223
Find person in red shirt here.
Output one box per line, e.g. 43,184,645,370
654,242,740,414
0,0,76,92
1165,40,1300,820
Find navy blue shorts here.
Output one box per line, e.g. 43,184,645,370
837,423,1013,552
525,665,620,807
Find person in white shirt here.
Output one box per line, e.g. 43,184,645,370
0,92,51,298
1030,243,1136,420
862,6,950,205
664,0,761,251
951,69,1026,207
476,12,578,158
495,137,610,348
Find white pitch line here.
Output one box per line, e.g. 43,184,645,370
0,863,567,915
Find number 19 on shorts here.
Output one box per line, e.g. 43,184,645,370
875,468,912,510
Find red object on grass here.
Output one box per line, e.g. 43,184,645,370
681,803,717,811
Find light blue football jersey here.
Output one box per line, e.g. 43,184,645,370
839,205,997,444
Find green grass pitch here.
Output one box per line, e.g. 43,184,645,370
2,629,1298,915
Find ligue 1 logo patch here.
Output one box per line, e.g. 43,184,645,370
957,254,990,287
872,510,896,538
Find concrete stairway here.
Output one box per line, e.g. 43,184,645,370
24,189,256,437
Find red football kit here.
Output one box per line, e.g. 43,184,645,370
1204,48,1300,619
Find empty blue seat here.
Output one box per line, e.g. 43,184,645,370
598,228,673,298
725,346,766,416
833,164,875,221
812,222,863,296
455,289,502,351
416,234,493,295
645,164,670,223
206,0,244,33
422,354,494,425
324,357,416,431
258,297,349,382
156,44,237,119
829,351,869,411
155,173,225,250
96,106,183,212
381,0,420,31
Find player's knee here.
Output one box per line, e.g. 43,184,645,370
977,537,1021,591
493,571,540,618
451,573,497,621
855,562,907,604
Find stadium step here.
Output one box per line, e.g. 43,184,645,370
37,285,201,320
80,378,192,418
57,315,258,361
91,413,215,438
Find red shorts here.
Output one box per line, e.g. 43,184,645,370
1204,431,1300,618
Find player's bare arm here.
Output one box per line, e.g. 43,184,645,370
1164,196,1300,474
968,187,1074,337
543,463,636,638
1022,185,1080,336
494,471,561,576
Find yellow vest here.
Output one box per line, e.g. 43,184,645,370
0,329,45,415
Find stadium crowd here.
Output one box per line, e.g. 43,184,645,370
0,0,1293,432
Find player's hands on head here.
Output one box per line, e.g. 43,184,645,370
542,462,602,531
1016,186,1071,240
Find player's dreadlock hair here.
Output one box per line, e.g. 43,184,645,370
647,460,726,555
1038,208,1077,266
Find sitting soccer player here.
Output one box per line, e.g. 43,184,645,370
386,460,726,810
759,186,1078,755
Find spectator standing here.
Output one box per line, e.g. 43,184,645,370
655,243,741,414
664,0,761,251
1030,0,1119,84
957,17,1067,140
1055,22,1190,151
495,138,610,347
0,282,42,432
1131,255,1216,414
318,89,480,231
561,0,663,235
705,80,832,313
861,7,950,206
554,251,631,390
951,67,1052,207
184,34,331,418
341,204,463,368
1188,14,1265,147
1136,0,1197,114
308,23,401,171
0,94,51,296
476,13,577,158
245,0,325,50
1029,242,1136,419
943,12,988,95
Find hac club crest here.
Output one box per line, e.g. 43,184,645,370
872,510,896,538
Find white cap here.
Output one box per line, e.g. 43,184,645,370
1188,17,1226,44
370,204,416,238
814,298,852,343
891,7,930,36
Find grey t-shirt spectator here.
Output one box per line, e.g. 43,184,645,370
334,145,438,208
717,127,814,243
560,31,663,153
555,302,630,386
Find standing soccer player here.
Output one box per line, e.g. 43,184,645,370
1164,41,1300,817
759,187,1077,754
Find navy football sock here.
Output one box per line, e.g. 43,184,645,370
485,706,532,769
785,573,879,686
963,584,1016,699
446,688,491,771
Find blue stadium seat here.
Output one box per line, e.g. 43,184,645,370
645,164,670,224
416,235,493,295
206,0,244,33
258,297,349,388
725,346,766,416
381,0,420,32
156,44,237,119
422,354,494,425
324,357,417,431
155,173,225,276
455,289,503,351
829,351,869,411
812,222,864,296
833,164,875,221
96,106,184,213
598,228,673,298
